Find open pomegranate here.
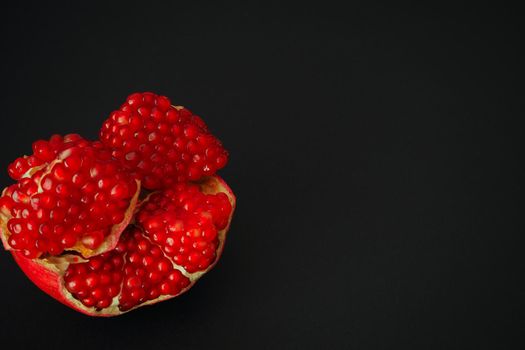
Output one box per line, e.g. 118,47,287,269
0,92,236,316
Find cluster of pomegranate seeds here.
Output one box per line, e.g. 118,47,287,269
136,183,232,273
64,227,190,311
64,251,124,309
1,134,137,257
99,92,228,190
118,228,190,311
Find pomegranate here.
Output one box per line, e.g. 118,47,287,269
0,92,236,316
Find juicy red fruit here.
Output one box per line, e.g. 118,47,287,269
1,92,235,316
1,134,138,257
99,92,228,190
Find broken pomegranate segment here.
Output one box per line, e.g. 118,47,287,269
136,182,232,273
0,134,139,258
0,92,235,316
100,92,228,190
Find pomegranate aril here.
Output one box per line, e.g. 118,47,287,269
148,288,160,299
66,277,84,293
51,163,69,182
157,260,171,273
82,297,96,307
8,158,30,180
64,154,82,172
85,273,100,288
125,276,141,289
88,258,103,271
81,230,105,250
96,299,112,309
159,282,171,295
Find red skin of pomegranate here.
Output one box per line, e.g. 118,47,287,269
6,176,235,316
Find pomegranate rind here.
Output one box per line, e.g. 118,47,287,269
6,175,235,317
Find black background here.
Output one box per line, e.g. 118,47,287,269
0,2,522,349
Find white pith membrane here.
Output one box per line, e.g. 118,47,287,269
2,176,235,316
0,149,141,258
